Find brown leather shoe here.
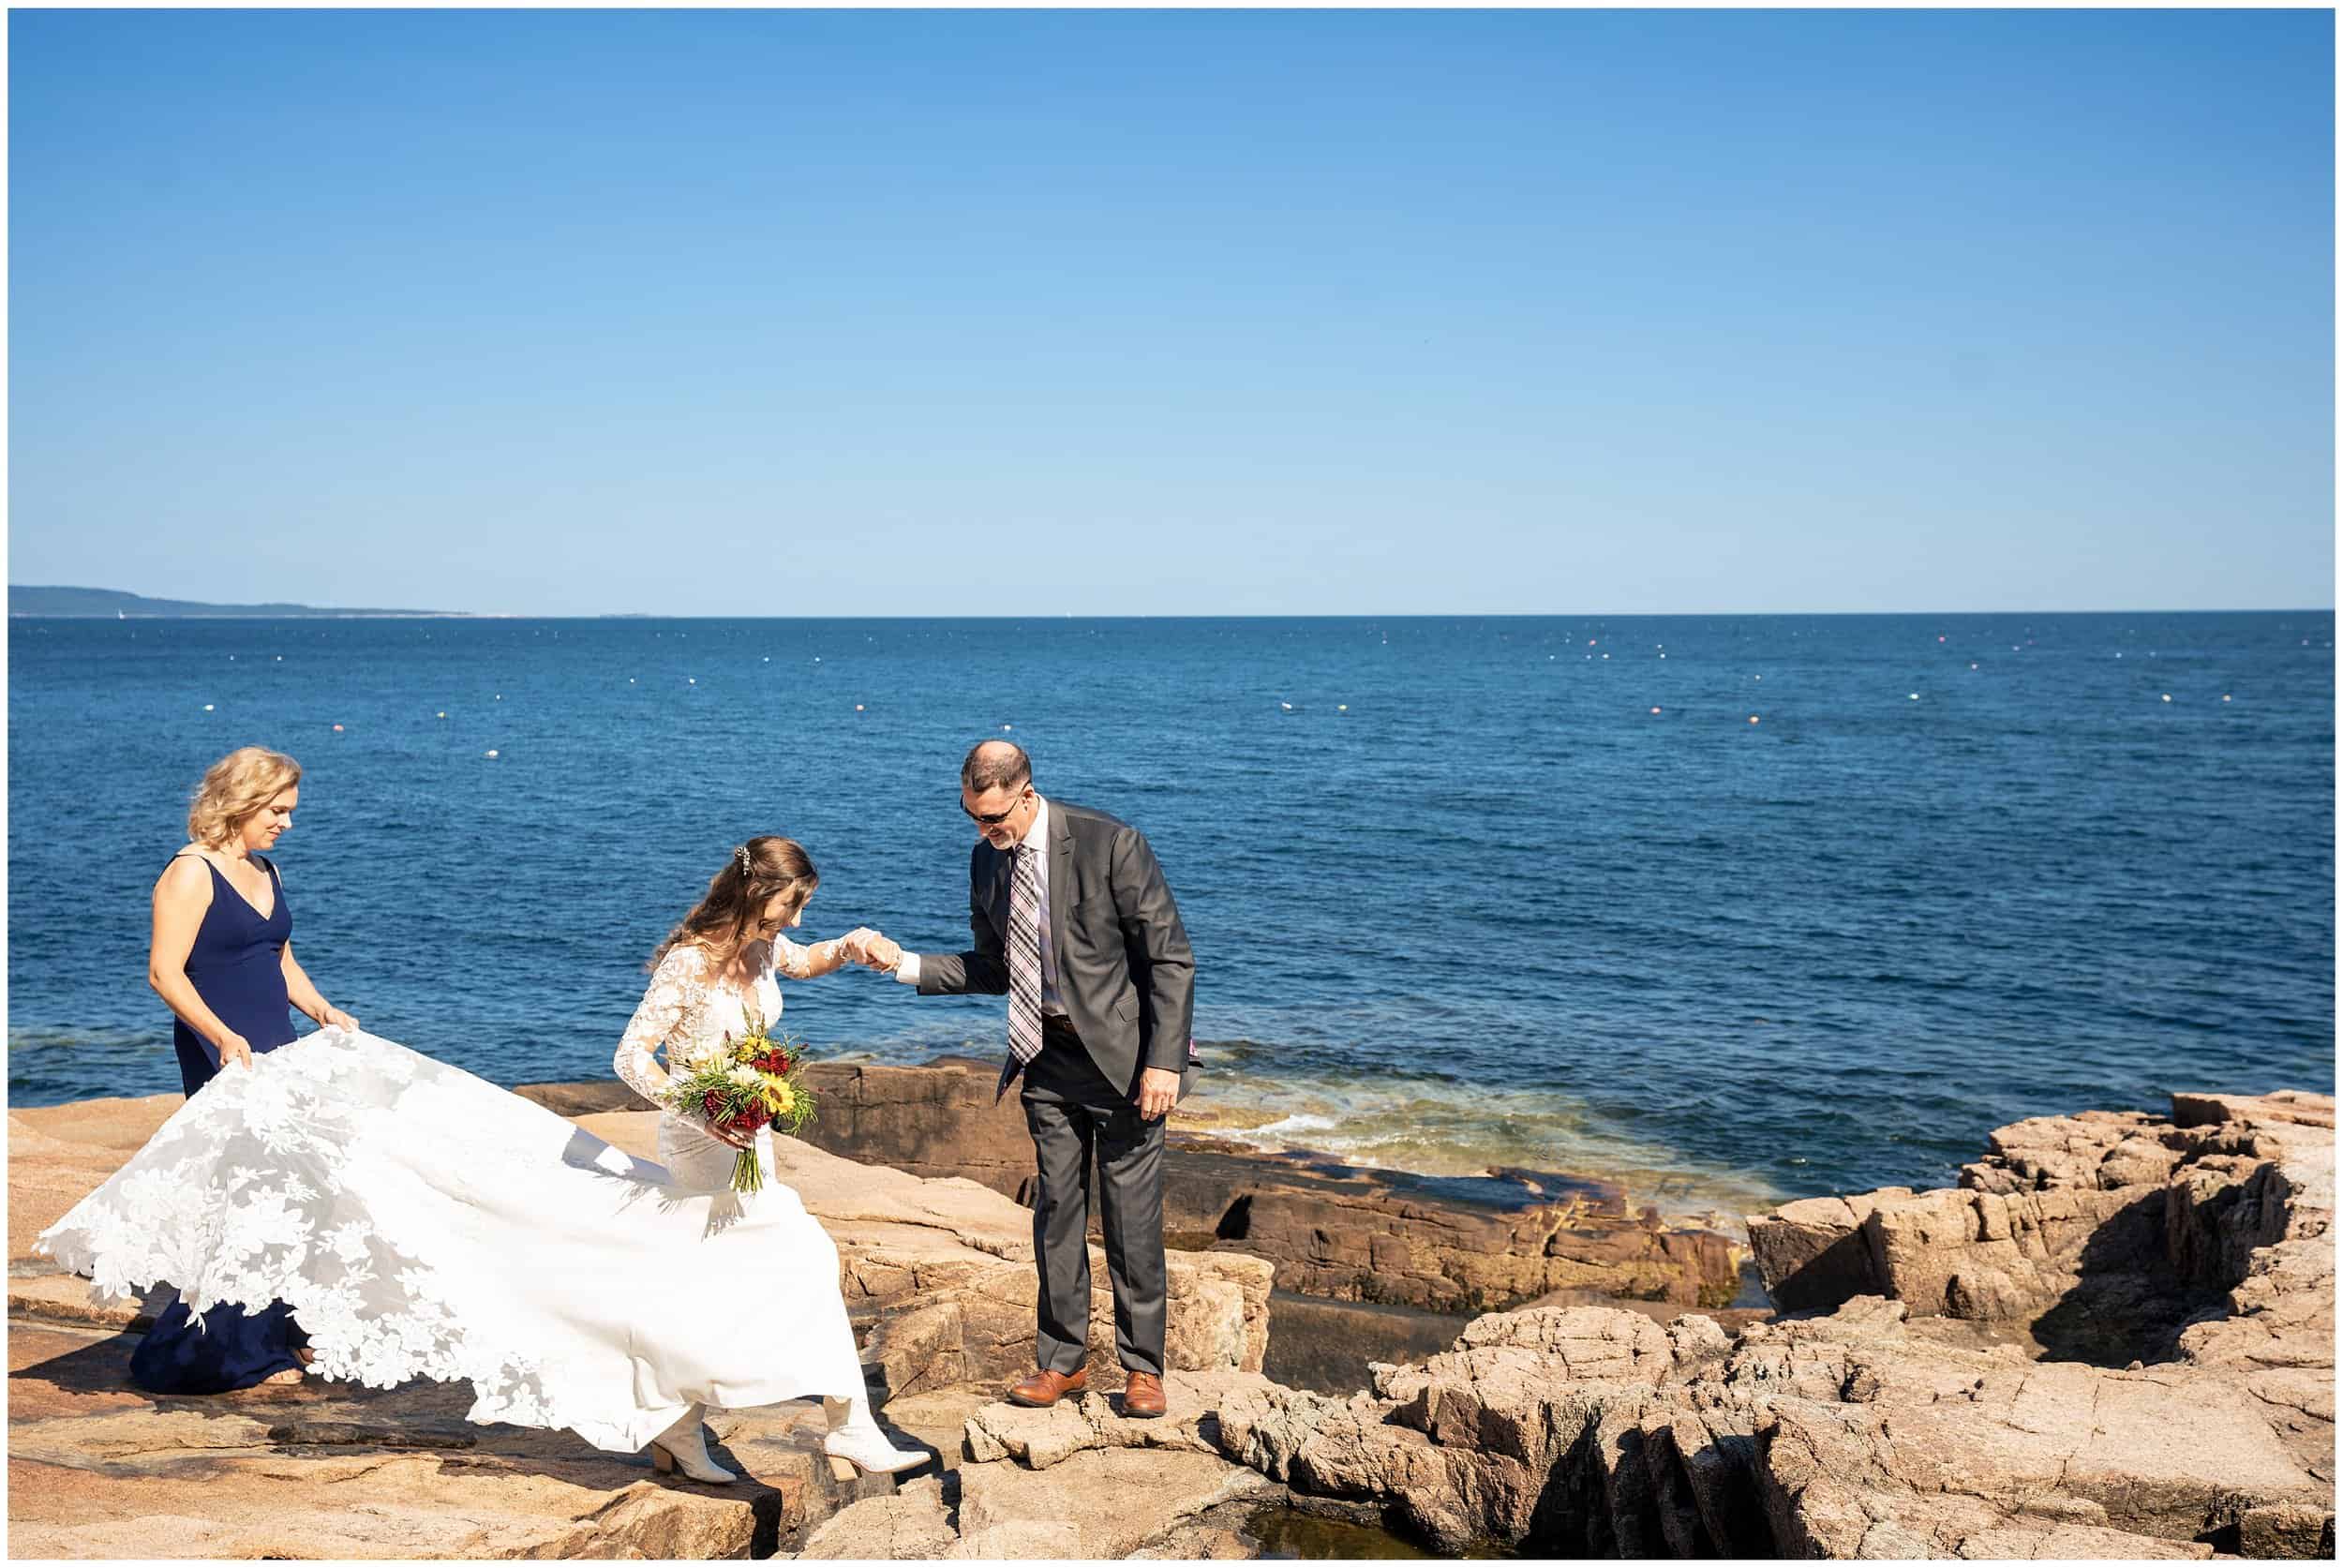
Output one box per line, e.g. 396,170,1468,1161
1007,1366,1088,1408
1121,1370,1167,1419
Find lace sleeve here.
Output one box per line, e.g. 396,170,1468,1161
771,933,849,980
615,946,709,1107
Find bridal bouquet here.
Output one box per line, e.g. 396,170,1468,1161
661,1005,817,1194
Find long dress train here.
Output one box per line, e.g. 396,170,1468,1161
37,1024,868,1454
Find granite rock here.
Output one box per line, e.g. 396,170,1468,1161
1216,1093,2336,1560
798,1473,959,1561
951,1445,1275,1561
961,1368,1272,1470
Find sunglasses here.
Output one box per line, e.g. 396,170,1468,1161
963,789,1029,827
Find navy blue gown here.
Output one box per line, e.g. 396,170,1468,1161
130,853,311,1394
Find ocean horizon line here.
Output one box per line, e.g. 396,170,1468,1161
12,605,2337,622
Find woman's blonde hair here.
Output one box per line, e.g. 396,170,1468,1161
650,836,820,973
187,747,303,846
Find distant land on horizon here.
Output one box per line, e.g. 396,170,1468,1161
7,587,2335,621
8,586,472,619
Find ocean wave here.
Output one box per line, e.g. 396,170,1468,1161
1182,1061,1785,1229
1244,1112,1339,1137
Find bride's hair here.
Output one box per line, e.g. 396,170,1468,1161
187,746,303,846
649,835,819,972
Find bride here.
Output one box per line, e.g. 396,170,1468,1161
37,833,925,1483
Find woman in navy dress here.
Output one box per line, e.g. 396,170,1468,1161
134,745,361,1394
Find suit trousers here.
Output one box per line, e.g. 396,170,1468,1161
1019,1016,1168,1378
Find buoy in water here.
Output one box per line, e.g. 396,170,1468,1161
1337,704,1348,712
485,749,500,758
2161,694,2172,703
1749,715,1760,724
332,724,344,733
202,704,215,711
2223,694,2232,702
437,711,447,719
855,704,865,712
1001,724,1012,731
1650,706,1663,714
1909,693,1919,700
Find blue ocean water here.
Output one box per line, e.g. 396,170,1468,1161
7,614,2333,1223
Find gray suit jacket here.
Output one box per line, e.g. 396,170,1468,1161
913,799,1196,1097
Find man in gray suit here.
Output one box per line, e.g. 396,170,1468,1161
855,740,1195,1418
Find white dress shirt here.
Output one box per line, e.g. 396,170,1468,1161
893,795,1066,1015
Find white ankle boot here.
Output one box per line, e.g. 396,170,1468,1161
820,1394,928,1475
649,1403,736,1484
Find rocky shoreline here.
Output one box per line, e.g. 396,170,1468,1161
1203,1087,2336,1559
519,1058,1749,1394
606,1055,1746,1313
8,1078,2332,1559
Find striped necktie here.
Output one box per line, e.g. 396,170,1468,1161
1005,844,1046,1072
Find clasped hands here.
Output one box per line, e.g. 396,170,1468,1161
834,927,903,973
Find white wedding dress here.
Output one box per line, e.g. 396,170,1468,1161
37,937,870,1456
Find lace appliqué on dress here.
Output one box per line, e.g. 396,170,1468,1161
35,1031,571,1433
772,934,841,981
614,946,715,1105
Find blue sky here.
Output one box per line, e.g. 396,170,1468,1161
8,8,2334,615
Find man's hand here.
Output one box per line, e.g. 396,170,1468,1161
1134,1067,1180,1121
